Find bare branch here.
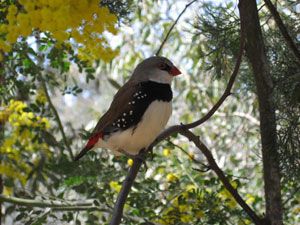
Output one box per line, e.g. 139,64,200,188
0,194,145,223
263,0,300,64
109,151,147,225
183,33,245,130
41,79,74,160
166,139,210,171
215,111,260,126
282,185,300,207
0,194,102,210
179,129,267,225
155,0,199,56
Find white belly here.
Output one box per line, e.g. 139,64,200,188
98,101,172,155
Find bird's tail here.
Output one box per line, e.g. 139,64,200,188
74,132,103,161
74,146,92,161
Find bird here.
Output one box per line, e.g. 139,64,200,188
74,56,181,161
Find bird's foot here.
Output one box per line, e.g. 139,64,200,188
132,149,148,171
148,148,154,160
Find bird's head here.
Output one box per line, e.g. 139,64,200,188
131,56,181,84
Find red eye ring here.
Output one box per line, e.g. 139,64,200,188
158,62,172,72
158,63,167,70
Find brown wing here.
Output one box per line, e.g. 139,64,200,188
90,80,140,135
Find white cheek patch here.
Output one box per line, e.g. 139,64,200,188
149,70,173,84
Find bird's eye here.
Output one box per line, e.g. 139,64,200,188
158,63,171,72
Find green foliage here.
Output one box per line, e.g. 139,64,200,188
194,2,240,79
101,0,134,21
261,0,300,203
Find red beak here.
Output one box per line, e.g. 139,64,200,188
170,66,181,76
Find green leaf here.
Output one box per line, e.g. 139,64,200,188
107,78,121,89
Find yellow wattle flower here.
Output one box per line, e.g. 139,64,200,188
127,158,134,167
0,100,51,186
163,148,171,157
109,181,122,193
0,0,119,62
166,173,178,183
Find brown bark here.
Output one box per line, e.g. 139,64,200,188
238,0,283,224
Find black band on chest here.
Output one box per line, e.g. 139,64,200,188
103,81,172,135
140,81,173,102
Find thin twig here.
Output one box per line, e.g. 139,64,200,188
155,0,199,56
179,129,266,225
166,139,210,171
282,185,300,207
182,31,245,130
0,194,143,223
264,0,300,64
41,79,74,160
0,194,98,208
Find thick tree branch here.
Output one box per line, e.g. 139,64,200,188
41,79,74,160
263,0,300,64
179,129,266,225
155,0,199,56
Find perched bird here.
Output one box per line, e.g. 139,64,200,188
74,56,181,161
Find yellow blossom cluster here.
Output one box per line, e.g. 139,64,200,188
156,182,254,224
0,100,51,187
166,173,178,183
0,100,50,128
0,0,118,62
35,88,47,105
156,184,205,224
217,180,238,209
109,180,121,193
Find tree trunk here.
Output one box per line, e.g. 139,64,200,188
238,1,283,225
